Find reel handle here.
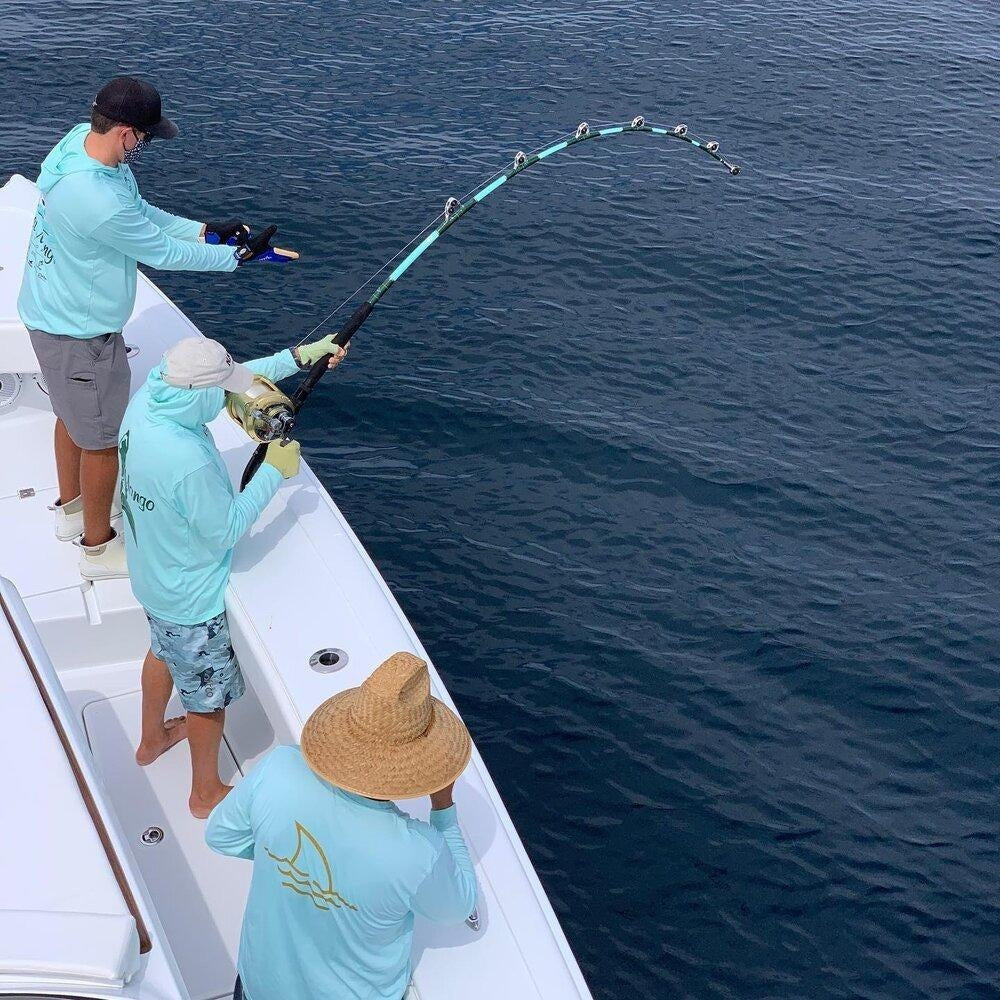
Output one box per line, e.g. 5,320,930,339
239,300,375,491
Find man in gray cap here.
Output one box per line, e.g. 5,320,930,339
122,334,346,817
18,75,295,580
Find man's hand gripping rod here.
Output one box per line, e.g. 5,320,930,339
239,302,373,490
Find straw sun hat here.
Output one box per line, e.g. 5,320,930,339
301,652,472,799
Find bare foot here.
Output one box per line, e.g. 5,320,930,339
135,717,188,766
189,784,233,820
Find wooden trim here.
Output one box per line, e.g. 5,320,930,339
0,589,153,954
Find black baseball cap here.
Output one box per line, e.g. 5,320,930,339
93,76,179,139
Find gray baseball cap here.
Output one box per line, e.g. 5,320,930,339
161,338,254,393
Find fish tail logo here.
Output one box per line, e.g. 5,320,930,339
265,822,358,913
118,431,138,541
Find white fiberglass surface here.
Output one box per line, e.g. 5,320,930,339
0,596,138,989
83,688,246,1000
0,173,593,1000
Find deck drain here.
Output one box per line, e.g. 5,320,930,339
125,343,140,359
140,826,164,846
309,648,349,673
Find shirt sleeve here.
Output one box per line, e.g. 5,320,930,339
138,198,203,240
411,806,478,923
91,202,238,272
246,349,300,383
205,756,270,860
173,460,282,556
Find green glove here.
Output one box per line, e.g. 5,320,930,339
263,439,301,479
294,335,349,368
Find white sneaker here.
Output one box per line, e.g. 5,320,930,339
50,493,123,542
77,528,129,581
50,495,84,541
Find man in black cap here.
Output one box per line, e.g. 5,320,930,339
18,76,295,581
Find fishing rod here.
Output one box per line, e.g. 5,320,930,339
235,116,741,489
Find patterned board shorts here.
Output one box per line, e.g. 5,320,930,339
145,610,246,713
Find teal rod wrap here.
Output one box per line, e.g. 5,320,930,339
367,117,740,305
243,116,741,490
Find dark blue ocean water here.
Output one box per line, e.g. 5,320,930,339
3,2,999,996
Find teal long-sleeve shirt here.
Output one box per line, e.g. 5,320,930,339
18,123,237,338
119,350,299,625
206,746,478,1000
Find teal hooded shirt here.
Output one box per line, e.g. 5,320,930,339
118,349,299,625
206,746,478,1000
17,123,238,339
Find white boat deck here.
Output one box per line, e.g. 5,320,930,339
84,688,247,1000
0,173,593,1000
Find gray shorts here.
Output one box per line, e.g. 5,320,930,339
28,328,130,450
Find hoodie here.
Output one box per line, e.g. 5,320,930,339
119,349,300,625
18,123,238,339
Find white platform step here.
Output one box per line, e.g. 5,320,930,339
83,690,248,1000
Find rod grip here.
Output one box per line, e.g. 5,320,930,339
240,443,267,491
292,301,374,406
334,300,373,347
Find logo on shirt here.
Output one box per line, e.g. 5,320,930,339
26,207,54,280
119,430,156,543
265,822,358,913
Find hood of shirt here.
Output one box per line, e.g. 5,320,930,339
36,122,119,195
144,364,226,430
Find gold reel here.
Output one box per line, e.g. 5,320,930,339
225,375,296,443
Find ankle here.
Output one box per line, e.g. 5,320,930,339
82,528,114,547
191,780,226,802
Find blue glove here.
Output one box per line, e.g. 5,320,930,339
204,220,250,246
235,225,299,264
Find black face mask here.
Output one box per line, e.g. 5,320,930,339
123,132,149,164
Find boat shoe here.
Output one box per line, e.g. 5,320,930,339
50,492,122,542
76,528,129,581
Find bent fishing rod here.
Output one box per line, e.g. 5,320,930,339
237,116,741,489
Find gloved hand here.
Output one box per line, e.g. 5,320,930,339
293,335,350,369
263,439,301,479
235,224,299,264
204,220,250,246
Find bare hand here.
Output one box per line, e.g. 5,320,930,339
327,342,350,369
429,781,456,811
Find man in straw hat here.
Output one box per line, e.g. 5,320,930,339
206,651,477,1000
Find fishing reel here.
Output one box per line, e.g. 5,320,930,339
226,375,296,443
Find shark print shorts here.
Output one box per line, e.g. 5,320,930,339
145,610,246,713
